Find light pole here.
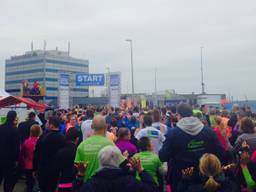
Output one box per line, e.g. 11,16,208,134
106,66,110,97
154,67,157,94
154,67,157,107
200,46,206,94
126,39,135,100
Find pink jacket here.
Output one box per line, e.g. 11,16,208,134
20,137,39,170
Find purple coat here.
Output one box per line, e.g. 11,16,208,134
116,139,137,157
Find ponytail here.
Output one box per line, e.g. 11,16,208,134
204,176,220,192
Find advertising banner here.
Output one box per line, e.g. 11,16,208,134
109,72,121,107
58,73,70,109
76,73,105,86
60,74,69,87
110,74,120,86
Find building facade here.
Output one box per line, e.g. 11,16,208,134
5,50,89,106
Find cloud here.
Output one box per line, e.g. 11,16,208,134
0,0,256,99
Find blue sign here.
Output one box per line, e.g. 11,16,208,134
59,74,69,87
110,74,120,86
76,73,105,86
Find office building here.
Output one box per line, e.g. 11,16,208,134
5,49,89,106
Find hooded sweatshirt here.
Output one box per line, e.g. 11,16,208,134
159,117,225,192
176,117,204,136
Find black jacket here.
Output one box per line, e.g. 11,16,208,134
159,126,225,169
177,175,239,192
80,168,158,192
55,142,77,184
33,130,65,172
18,119,38,144
0,122,20,167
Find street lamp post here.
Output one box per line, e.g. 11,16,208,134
126,39,135,100
200,46,206,94
154,67,157,107
106,66,110,97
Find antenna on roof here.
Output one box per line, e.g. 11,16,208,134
43,40,47,52
31,41,34,52
68,41,70,56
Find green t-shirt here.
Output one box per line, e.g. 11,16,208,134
133,151,162,184
75,135,114,180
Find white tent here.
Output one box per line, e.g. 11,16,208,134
0,89,10,98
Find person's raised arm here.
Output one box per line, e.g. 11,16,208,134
241,165,256,190
240,150,256,190
130,157,158,192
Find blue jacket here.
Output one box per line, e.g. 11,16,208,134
117,119,125,128
105,115,112,126
121,116,139,130
59,123,66,134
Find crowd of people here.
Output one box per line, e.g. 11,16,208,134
1,103,256,192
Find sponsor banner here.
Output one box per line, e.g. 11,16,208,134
59,89,69,109
110,74,120,86
59,73,70,109
59,74,69,87
109,73,121,107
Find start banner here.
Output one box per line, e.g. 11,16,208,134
76,73,105,86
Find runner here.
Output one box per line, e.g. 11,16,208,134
33,117,65,192
0,111,20,192
20,124,42,192
75,115,115,180
135,114,165,154
18,112,39,144
78,146,157,192
116,128,137,158
159,103,225,192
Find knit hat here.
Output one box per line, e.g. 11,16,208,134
6,111,17,123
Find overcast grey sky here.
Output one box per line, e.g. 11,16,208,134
1,0,256,99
